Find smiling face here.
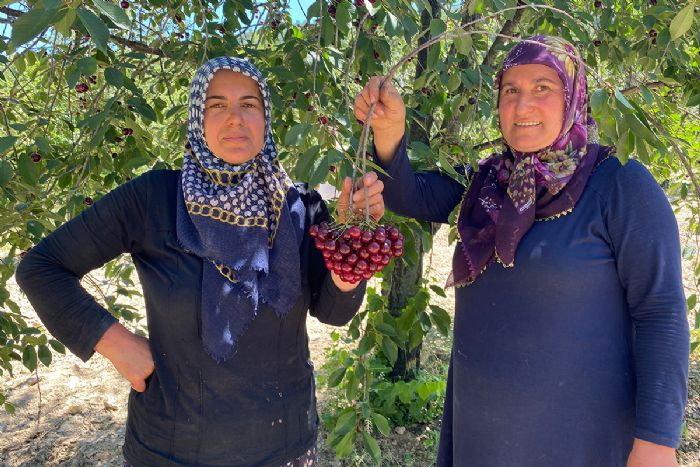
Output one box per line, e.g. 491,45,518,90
203,70,266,165
498,64,566,153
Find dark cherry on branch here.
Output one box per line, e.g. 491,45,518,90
309,222,404,283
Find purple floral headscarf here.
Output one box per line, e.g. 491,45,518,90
449,35,612,287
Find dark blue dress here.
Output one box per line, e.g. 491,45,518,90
376,138,689,466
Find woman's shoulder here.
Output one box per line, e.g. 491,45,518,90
586,149,668,213
588,149,659,195
135,168,181,187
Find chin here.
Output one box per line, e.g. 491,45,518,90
506,137,552,153
213,152,257,165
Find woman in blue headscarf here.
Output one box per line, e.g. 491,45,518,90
17,57,385,466
355,36,688,466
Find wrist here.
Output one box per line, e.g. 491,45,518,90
628,438,677,466
94,322,131,357
373,128,405,164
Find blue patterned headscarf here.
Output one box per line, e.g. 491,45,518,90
176,57,305,362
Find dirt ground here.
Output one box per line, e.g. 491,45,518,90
1,226,699,466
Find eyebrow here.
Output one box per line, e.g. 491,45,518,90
205,95,262,102
501,77,560,87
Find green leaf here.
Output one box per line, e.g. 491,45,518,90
429,304,451,337
384,12,402,37
38,345,52,367
335,430,356,458
0,136,17,154
430,18,446,37
408,324,424,351
284,123,311,146
640,86,655,105
165,104,187,119
4,402,15,415
688,93,700,107
688,294,697,311
48,339,66,354
614,90,634,111
381,338,398,365
77,7,110,53
358,334,376,355
447,73,461,92
93,0,131,29
335,409,357,432
375,322,397,337
22,345,37,371
77,56,98,77
616,130,632,164
371,412,390,436
294,145,321,182
127,97,157,122
0,160,13,187
454,34,472,56
590,89,607,118
669,1,696,41
362,431,381,464
335,1,352,35
10,6,59,48
54,8,76,37
429,284,446,297
105,67,124,88
328,367,347,387
17,154,40,186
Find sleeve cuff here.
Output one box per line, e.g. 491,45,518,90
634,428,681,449
373,134,408,179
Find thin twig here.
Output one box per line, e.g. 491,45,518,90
34,367,42,425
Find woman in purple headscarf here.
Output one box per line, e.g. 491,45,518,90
354,36,688,466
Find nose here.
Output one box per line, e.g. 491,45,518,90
224,106,244,126
514,92,535,116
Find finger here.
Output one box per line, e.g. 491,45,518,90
131,379,146,392
336,177,352,222
354,172,379,190
354,100,369,121
370,206,385,221
380,79,400,103
368,76,383,104
352,184,383,204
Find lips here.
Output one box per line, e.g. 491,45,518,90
514,122,541,127
222,135,248,142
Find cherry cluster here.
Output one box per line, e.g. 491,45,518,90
310,222,405,284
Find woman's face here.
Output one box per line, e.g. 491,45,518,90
498,64,565,153
203,70,265,165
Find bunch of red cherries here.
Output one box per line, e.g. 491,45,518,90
310,222,405,283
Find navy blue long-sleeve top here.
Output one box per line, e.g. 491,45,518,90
376,137,689,466
15,170,366,467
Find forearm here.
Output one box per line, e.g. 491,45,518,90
16,246,118,361
374,135,465,223
627,438,678,467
